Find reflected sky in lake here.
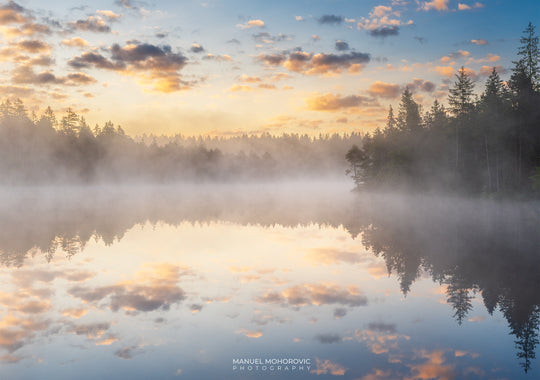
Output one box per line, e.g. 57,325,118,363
0,183,538,379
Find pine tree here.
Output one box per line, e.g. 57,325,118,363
516,22,540,90
448,67,475,172
397,88,422,133
385,105,397,133
448,66,475,117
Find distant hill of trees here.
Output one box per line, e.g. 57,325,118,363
347,22,540,196
0,100,361,184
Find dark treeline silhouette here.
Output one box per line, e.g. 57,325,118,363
347,22,540,196
1,187,538,371
0,100,361,184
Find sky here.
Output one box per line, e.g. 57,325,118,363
0,0,539,137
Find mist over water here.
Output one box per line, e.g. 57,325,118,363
0,181,538,379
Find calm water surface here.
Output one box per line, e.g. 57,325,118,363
0,183,538,379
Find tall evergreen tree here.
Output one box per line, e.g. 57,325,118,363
385,105,397,133
516,22,540,90
448,66,475,117
397,88,422,133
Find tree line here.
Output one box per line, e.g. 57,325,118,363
347,22,540,196
0,99,361,184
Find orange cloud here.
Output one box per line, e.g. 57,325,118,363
405,350,455,380
478,65,505,76
229,84,252,92
235,329,263,338
61,37,89,47
306,93,373,111
435,66,454,77
311,358,347,375
420,0,449,12
16,39,50,53
367,81,401,99
237,19,264,30
471,39,488,45
61,308,88,319
238,74,261,83
304,248,363,265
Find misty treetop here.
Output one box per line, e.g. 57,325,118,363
347,22,540,196
0,100,361,184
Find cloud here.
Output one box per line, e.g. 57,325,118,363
471,39,487,45
190,43,204,53
252,32,291,44
11,66,96,86
68,52,122,70
355,328,410,355
68,16,112,33
61,308,88,319
368,322,396,333
66,72,97,85
406,350,456,380
335,40,349,51
334,307,347,318
115,345,143,359
440,50,470,63
203,53,232,62
235,329,263,338
305,248,364,265
238,74,261,83
279,51,370,75
61,37,89,47
68,42,190,92
370,26,400,37
479,65,506,76
295,16,303,21
256,53,286,66
315,333,342,344
372,5,393,17
69,322,111,339
469,53,500,63
367,81,402,98
459,2,485,11
68,264,188,313
0,84,34,97
115,0,139,10
407,78,436,92
237,19,264,30
306,93,374,111
420,0,450,11
357,5,413,37
258,283,368,307
96,10,121,21
0,315,51,354
435,66,454,77
16,39,50,53
311,358,347,375
414,36,426,44
2,22,51,38
0,1,30,25
318,15,343,25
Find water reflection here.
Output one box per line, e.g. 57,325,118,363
0,184,538,378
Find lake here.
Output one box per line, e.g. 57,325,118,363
0,182,538,379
